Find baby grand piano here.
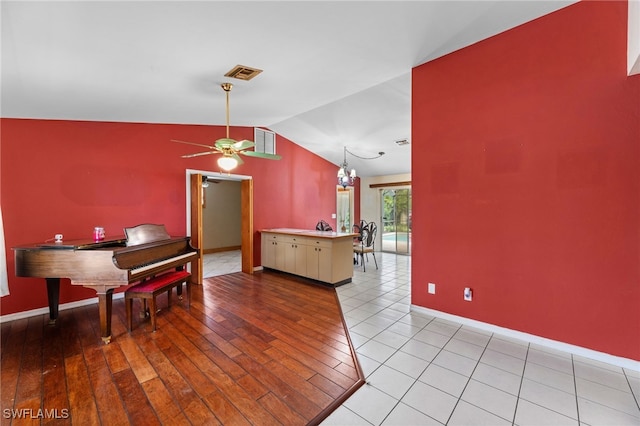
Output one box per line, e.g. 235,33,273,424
13,224,198,343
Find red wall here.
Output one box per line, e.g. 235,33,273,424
0,119,343,315
412,1,639,360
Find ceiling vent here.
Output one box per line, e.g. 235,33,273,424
395,139,410,146
254,128,276,155
224,65,263,81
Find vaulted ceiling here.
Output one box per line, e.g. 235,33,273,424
1,1,576,176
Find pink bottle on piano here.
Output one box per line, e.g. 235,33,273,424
93,227,105,241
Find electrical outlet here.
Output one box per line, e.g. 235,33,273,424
428,283,436,294
464,287,472,301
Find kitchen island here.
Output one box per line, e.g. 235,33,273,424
260,228,357,286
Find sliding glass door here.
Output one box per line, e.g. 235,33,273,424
381,188,411,254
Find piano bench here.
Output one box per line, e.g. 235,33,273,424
125,270,191,332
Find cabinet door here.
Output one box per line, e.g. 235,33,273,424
306,239,333,282
317,245,333,283
275,239,286,271
294,243,307,276
306,245,320,280
284,240,296,273
284,237,307,275
262,233,277,268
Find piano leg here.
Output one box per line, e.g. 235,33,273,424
97,289,114,344
176,265,184,299
45,278,60,325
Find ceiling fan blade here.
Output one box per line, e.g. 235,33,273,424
232,152,244,165
233,140,255,151
181,151,219,158
171,139,216,150
215,138,237,149
240,151,282,160
174,85,266,166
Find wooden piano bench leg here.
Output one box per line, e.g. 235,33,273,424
149,296,158,332
126,297,133,332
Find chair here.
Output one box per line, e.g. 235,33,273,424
315,220,333,231
353,221,378,271
352,223,364,264
352,220,372,261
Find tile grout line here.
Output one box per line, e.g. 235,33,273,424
623,368,640,412
571,353,582,425
375,316,458,426
511,343,531,426
443,328,492,425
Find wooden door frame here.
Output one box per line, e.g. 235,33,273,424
185,169,253,284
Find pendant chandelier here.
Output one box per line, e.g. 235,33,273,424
337,146,385,188
337,147,356,188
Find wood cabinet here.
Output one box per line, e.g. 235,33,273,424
284,236,307,277
263,233,277,268
263,233,287,271
263,234,305,275
261,229,356,286
306,239,332,282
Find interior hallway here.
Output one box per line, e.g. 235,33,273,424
203,250,242,278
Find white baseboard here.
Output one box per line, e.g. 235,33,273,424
411,305,640,372
0,293,125,324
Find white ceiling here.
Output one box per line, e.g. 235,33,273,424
1,1,575,177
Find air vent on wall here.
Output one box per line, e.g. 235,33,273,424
254,128,276,155
224,65,263,81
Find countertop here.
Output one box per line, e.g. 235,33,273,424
260,228,358,239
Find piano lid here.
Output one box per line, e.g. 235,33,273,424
14,224,172,251
33,237,127,250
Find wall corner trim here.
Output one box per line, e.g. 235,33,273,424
629,0,640,75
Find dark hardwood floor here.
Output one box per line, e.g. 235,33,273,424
0,271,364,425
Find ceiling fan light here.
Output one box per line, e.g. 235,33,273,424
217,156,238,171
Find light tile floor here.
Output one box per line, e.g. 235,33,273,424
324,252,640,426
203,250,640,425
202,250,241,278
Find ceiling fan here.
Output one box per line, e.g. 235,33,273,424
172,82,281,171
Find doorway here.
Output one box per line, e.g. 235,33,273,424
202,179,242,278
381,188,411,254
186,170,253,284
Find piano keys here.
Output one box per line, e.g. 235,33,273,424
13,224,199,343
